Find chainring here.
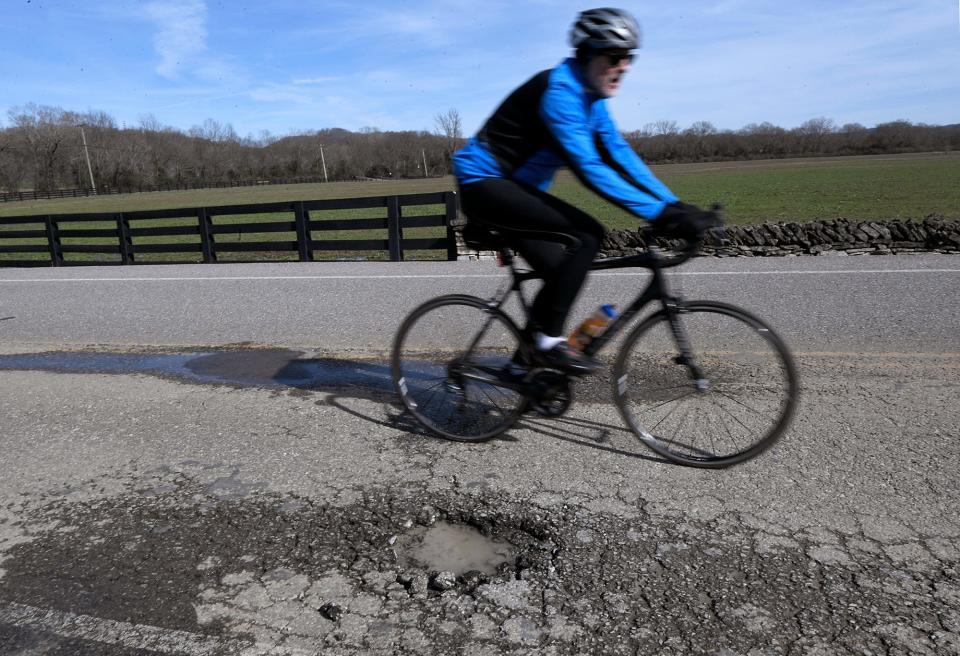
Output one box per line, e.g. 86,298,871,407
523,367,574,417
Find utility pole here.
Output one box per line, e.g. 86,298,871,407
80,126,97,194
320,145,328,183
421,149,428,178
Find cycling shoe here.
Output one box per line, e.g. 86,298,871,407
531,342,599,375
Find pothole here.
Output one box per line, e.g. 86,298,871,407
394,521,517,576
0,467,551,639
3,466,956,655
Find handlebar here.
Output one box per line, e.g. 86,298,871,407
462,204,725,272
590,236,697,271
592,204,725,271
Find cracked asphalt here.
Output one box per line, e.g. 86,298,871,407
1,255,958,654
1,348,959,654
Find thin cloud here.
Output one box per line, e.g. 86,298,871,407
145,0,208,79
1,0,957,136
291,77,342,86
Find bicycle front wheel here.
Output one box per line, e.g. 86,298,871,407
392,295,528,442
613,301,798,468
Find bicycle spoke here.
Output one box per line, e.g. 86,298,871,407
639,390,697,415
672,402,693,444
703,407,719,457
650,394,689,433
650,402,715,457
476,383,510,418
419,382,455,418
614,302,797,467
418,378,446,394
719,408,739,445
393,297,526,441
685,406,711,457
713,388,771,417
718,400,755,435
714,390,768,436
493,385,522,410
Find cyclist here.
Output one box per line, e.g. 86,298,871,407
453,7,718,374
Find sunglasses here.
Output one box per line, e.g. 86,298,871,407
603,51,635,66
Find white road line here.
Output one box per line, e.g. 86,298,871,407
0,601,237,655
0,269,958,283
0,600,306,655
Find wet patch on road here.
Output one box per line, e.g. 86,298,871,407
0,349,396,398
1,466,958,655
0,349,614,405
395,521,517,576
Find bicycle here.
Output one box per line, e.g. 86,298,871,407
391,220,799,468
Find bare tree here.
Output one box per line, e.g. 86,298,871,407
138,113,165,133
434,108,464,161
795,117,837,154
647,120,679,136
0,132,25,192
8,104,77,191
682,121,718,159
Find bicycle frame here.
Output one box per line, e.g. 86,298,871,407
581,255,673,359
479,246,704,382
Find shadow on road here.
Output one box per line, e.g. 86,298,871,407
0,347,668,463
321,390,666,464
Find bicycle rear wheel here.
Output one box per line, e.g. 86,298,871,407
392,295,528,442
613,301,798,468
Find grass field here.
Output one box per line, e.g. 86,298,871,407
1,152,957,263
2,151,957,225
551,151,960,230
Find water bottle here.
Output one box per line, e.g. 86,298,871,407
568,304,617,350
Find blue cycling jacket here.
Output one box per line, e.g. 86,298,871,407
453,58,677,220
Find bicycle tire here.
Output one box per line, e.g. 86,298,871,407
392,294,528,442
613,300,799,468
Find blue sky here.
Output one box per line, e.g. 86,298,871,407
1,0,958,138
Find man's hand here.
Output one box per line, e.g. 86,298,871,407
651,202,721,241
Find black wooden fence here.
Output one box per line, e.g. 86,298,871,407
0,192,459,267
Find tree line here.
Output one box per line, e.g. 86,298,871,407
626,118,960,162
0,104,957,194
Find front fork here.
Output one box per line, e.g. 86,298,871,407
662,296,710,392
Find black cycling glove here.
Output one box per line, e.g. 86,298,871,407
650,202,721,241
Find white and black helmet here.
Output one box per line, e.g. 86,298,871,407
569,7,641,51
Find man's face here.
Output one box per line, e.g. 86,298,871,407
585,50,634,98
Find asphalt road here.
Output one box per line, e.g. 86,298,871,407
0,254,957,353
1,254,959,655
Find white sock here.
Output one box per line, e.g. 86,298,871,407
534,332,566,351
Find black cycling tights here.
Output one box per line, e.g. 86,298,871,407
459,178,606,337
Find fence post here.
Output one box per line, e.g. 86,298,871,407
387,196,404,262
444,191,459,261
45,216,63,266
294,201,313,262
116,212,134,264
198,207,217,263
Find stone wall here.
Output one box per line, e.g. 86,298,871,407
456,216,960,260
599,215,960,258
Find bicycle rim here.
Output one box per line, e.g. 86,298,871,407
613,301,799,468
392,295,528,442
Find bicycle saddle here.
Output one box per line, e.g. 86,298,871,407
460,222,507,251
460,222,582,252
